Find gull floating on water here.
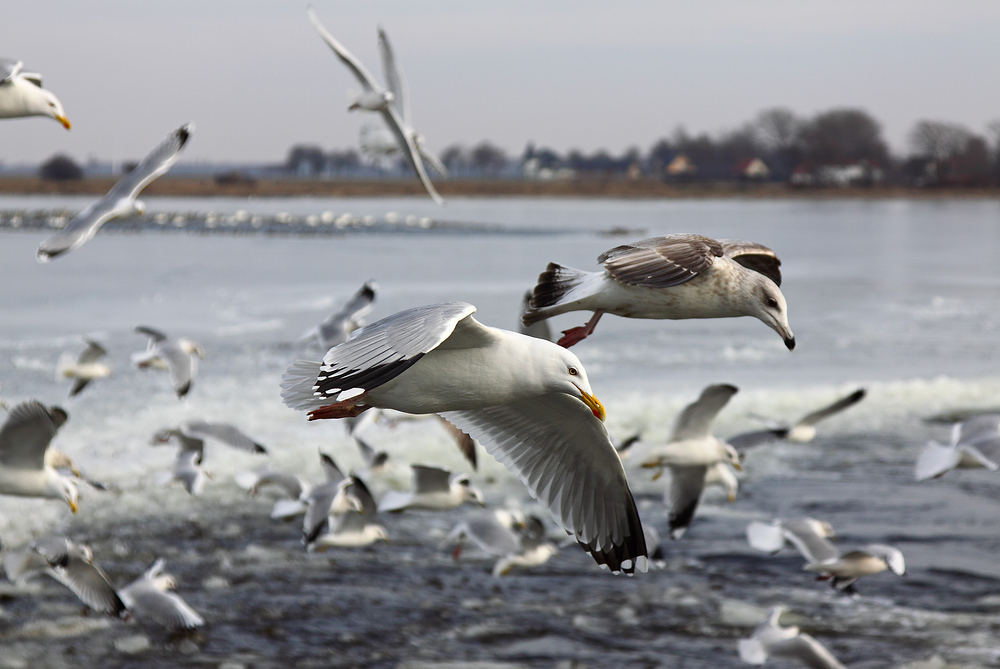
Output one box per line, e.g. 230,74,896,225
282,301,648,573
301,280,377,350
118,558,205,630
639,384,742,538
0,58,70,128
522,234,794,349
729,388,867,450
133,326,205,398
915,413,1000,481
0,401,79,512
36,123,192,261
308,8,444,205
379,464,485,513
56,338,112,397
5,537,125,616
739,606,846,669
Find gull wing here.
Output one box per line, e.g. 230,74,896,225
78,339,108,364
344,474,378,518
419,146,450,178
769,634,847,669
0,401,62,469
308,7,383,93
597,234,724,289
0,59,24,85
795,388,866,428
863,544,905,575
669,384,738,441
105,123,192,203
441,393,647,574
379,104,443,205
318,281,377,348
411,464,453,494
158,341,196,398
719,239,783,286
319,451,344,483
47,548,125,616
437,416,477,470
449,514,522,556
37,198,121,261
914,441,961,481
281,302,477,412
135,325,169,343
666,465,708,539
181,420,267,454
377,26,410,125
779,519,839,564
727,428,789,451
120,577,204,629
746,521,787,554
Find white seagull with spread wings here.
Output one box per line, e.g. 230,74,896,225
0,58,71,128
37,123,192,261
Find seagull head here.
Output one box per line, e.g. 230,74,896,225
723,443,742,471
453,475,486,507
747,279,795,351
543,345,605,421
36,88,71,130
132,199,147,216
49,475,79,514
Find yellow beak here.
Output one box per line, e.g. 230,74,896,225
578,388,606,421
68,499,78,514
733,462,743,472
57,115,71,130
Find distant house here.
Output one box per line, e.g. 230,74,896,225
737,158,770,180
522,144,575,180
665,154,697,177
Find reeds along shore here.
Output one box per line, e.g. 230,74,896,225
0,176,999,199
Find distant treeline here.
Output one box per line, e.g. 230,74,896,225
31,107,1000,188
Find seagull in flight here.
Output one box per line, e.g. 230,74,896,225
0,58,71,129
307,7,443,205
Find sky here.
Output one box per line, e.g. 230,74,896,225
2,1,999,164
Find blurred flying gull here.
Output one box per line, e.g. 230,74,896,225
301,280,377,350
522,234,794,349
56,339,112,397
308,7,444,205
0,401,79,513
739,606,846,669
118,558,205,630
915,413,1000,481
132,326,205,399
308,474,387,550
0,58,71,128
37,124,192,261
447,510,558,576
379,464,485,513
639,384,742,538
281,301,648,574
728,388,866,449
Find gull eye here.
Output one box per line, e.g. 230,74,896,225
568,367,578,376
766,296,778,309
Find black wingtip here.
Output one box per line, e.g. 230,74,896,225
253,442,268,454
581,488,648,575
176,381,191,398
176,123,194,147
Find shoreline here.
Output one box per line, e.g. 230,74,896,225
1,176,999,199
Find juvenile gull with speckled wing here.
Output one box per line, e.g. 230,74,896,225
281,301,647,574
37,124,192,261
523,234,794,348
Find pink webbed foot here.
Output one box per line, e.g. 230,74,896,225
555,310,604,348
307,393,370,421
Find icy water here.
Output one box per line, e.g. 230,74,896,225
2,196,1000,668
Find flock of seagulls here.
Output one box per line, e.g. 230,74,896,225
0,9,984,666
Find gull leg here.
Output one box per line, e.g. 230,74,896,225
308,394,371,421
557,310,604,348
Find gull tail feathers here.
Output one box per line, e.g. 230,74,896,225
523,263,587,325
915,441,961,481
281,360,324,411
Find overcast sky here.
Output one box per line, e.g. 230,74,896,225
2,1,999,164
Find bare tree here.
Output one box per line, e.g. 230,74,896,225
471,142,507,175
753,108,801,151
798,109,889,166
908,121,972,160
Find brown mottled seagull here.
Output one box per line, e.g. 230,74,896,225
522,234,794,349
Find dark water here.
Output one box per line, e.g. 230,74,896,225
2,197,1000,667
